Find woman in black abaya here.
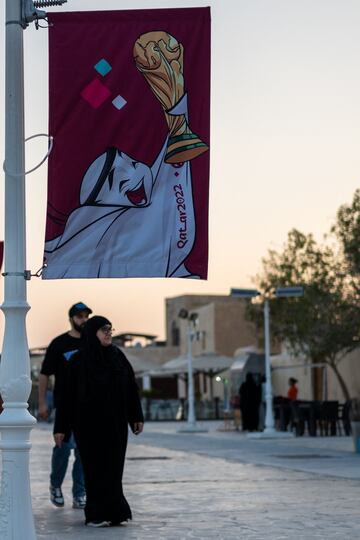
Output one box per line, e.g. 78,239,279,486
54,316,144,528
239,372,261,432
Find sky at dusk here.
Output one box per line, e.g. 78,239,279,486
1,0,360,348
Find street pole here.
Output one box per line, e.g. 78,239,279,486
186,323,196,427
230,287,296,439
177,313,207,433
263,300,276,434
0,1,37,538
1,1,67,535
223,378,230,411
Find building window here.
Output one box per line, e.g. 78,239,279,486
201,330,206,349
171,321,180,346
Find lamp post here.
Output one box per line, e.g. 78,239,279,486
215,375,230,411
0,2,66,538
177,309,207,433
230,286,303,438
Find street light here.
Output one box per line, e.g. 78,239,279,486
276,286,304,298
215,375,230,411
230,286,303,438
177,309,207,433
0,3,68,539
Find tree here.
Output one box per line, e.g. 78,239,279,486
334,188,360,291
248,229,360,400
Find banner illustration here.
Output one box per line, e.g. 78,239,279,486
43,8,210,279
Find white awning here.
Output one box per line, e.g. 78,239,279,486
119,349,160,375
144,352,233,377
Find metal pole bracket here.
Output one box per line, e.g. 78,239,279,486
1,266,45,280
21,0,47,28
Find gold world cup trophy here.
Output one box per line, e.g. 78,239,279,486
133,31,209,164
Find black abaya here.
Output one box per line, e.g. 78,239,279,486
239,374,261,432
54,334,144,525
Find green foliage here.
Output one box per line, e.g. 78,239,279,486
334,189,360,286
248,229,360,371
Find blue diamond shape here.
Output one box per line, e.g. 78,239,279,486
94,59,112,77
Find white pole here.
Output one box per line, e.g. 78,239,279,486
186,323,196,427
177,319,207,433
0,1,37,539
263,300,276,434
223,378,229,411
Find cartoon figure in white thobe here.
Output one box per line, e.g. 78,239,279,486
43,31,208,279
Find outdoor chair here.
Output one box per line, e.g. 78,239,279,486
338,401,351,436
310,400,322,436
290,400,317,436
273,396,291,431
319,401,340,436
290,401,306,436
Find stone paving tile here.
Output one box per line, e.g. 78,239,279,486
27,424,360,539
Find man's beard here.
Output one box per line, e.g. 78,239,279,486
73,321,85,333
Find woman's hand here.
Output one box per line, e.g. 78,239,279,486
38,402,49,420
54,433,65,447
133,422,144,435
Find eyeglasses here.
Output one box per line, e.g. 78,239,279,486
99,325,114,335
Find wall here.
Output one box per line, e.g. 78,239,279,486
166,294,260,356
164,294,262,402
271,353,313,401
326,348,360,401
214,300,258,356
271,347,360,402
165,294,224,352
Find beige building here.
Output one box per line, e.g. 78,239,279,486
113,294,260,402
165,294,258,355
163,294,261,401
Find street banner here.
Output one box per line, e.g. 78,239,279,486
43,7,210,279
0,241,3,271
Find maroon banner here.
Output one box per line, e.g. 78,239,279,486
0,241,3,271
43,7,210,279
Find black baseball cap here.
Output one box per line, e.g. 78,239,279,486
69,302,92,318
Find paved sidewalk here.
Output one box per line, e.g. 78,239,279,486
29,421,360,539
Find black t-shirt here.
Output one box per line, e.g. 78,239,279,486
40,332,81,407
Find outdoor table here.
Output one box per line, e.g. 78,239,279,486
274,400,292,431
318,401,339,436
291,401,317,436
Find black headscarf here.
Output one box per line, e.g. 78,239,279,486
81,315,119,389
82,315,112,352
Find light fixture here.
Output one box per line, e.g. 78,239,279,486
230,286,303,438
177,309,206,433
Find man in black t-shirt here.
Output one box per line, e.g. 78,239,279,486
39,302,92,509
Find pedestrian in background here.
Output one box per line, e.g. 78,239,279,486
239,372,261,431
258,375,266,431
38,302,92,509
54,315,144,528
287,377,299,401
230,394,242,431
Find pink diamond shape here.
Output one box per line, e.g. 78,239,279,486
81,78,111,109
